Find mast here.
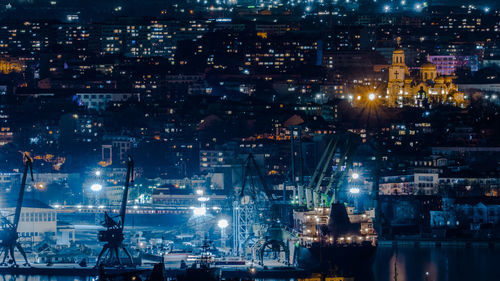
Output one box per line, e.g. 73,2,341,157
120,156,134,228
373,140,382,237
14,153,33,230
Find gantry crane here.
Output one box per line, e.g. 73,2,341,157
238,154,291,266
0,153,33,267
96,156,134,267
239,153,273,202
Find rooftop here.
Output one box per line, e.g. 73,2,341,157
0,199,52,210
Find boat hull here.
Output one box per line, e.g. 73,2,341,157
295,243,376,278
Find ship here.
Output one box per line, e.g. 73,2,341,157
293,203,377,279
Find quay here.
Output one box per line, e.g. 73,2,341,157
0,264,308,279
378,239,500,248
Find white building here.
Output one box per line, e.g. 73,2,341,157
0,172,21,191
431,198,500,229
379,173,439,195
0,199,57,243
76,92,139,111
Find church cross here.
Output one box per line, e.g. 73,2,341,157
394,70,400,79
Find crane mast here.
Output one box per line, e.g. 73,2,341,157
96,156,134,267
120,156,134,228
0,153,33,267
14,154,33,231
236,153,291,266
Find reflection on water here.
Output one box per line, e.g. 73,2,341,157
0,276,92,281
374,245,500,281
2,247,500,281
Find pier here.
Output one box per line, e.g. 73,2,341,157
0,264,308,279
378,239,500,248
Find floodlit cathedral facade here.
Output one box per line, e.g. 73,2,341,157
0,58,23,74
386,49,466,107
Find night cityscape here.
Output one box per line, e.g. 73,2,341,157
0,0,499,280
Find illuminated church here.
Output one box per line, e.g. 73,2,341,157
386,49,466,107
0,57,23,74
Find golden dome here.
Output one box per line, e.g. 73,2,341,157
434,76,444,83
421,63,436,70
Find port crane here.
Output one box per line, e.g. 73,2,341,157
96,156,134,267
0,153,33,267
237,154,292,266
304,132,361,208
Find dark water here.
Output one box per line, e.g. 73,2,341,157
0,277,91,281
1,246,500,281
373,245,500,281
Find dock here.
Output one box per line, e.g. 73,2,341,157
378,239,500,248
0,264,308,279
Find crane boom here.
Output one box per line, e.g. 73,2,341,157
306,137,335,191
250,154,272,200
120,156,134,228
324,134,360,205
313,138,340,193
14,154,33,230
239,153,272,200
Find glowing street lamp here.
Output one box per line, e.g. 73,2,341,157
349,188,360,194
193,206,206,217
218,219,229,229
368,93,376,101
94,170,102,176
197,197,210,202
218,218,229,249
90,183,103,224
351,172,360,180
90,183,102,192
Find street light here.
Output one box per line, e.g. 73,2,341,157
218,219,229,249
94,170,102,176
349,188,360,194
218,219,229,229
351,172,359,180
198,197,210,202
90,183,102,192
90,183,103,224
193,206,206,217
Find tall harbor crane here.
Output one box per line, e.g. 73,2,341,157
305,132,361,208
96,156,134,267
237,154,292,266
239,153,273,202
0,153,33,267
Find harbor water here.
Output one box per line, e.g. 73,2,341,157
373,245,500,281
1,246,500,281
